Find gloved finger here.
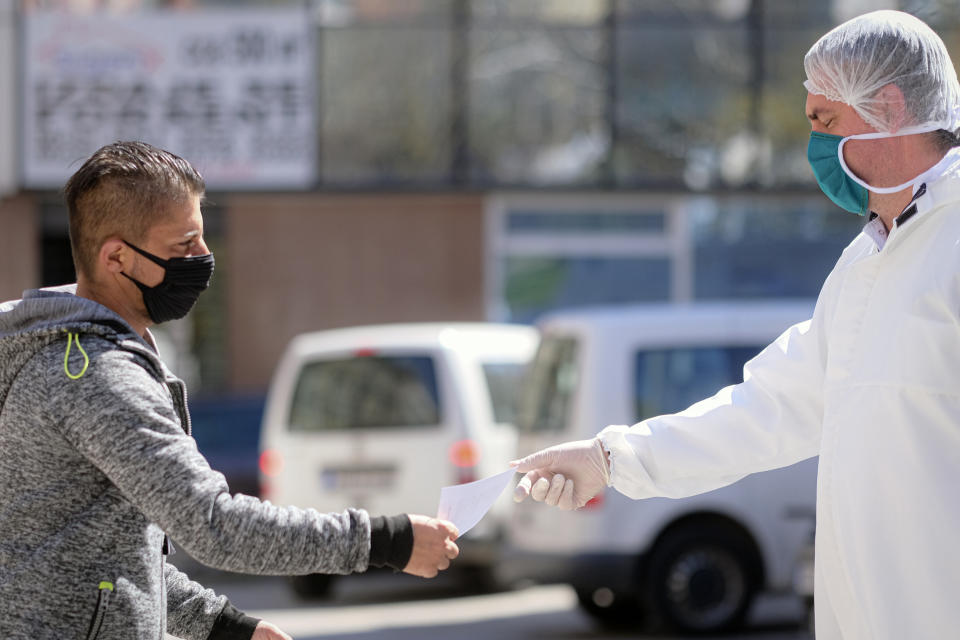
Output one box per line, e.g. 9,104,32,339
513,473,532,502
510,447,556,473
557,478,577,511
530,476,551,502
514,470,545,502
544,473,566,506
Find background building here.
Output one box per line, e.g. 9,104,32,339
4,0,956,400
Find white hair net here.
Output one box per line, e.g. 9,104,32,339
804,10,960,134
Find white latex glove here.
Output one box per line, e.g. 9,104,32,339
511,438,611,511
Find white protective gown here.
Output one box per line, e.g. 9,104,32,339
599,148,960,640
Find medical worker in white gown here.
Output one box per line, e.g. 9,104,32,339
513,10,960,640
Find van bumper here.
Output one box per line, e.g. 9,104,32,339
567,553,640,594
497,550,640,593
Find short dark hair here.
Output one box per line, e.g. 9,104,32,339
930,128,960,152
64,141,205,279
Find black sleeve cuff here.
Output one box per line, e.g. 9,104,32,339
368,514,414,572
207,602,260,640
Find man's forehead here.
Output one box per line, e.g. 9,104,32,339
805,92,846,118
806,104,836,120
149,199,204,237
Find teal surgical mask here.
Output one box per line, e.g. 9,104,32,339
807,124,941,216
807,131,869,215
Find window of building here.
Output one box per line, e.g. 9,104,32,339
489,193,863,323
488,194,684,323
691,196,863,299
21,0,866,191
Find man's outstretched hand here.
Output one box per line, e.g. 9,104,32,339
252,620,292,640
512,438,610,510
404,515,460,578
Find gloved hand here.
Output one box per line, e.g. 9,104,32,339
511,438,611,510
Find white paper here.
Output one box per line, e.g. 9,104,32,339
436,469,516,536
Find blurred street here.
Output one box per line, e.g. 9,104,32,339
185,564,811,640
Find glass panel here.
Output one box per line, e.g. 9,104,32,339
471,0,608,25
614,24,751,188
759,26,831,187
516,336,578,433
616,0,752,23
469,27,607,185
173,0,300,6
508,209,666,233
760,3,835,26
320,28,452,184
692,198,863,299
634,346,760,421
482,362,527,424
505,256,671,323
288,356,441,431
315,0,452,27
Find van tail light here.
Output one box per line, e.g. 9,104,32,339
449,440,479,484
259,449,285,478
582,493,605,510
354,348,377,357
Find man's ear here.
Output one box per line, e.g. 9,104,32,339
877,83,908,132
100,237,128,275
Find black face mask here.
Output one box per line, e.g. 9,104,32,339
122,241,215,324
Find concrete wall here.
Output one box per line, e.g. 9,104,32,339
0,196,39,302
226,193,487,391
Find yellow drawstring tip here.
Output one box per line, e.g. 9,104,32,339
63,331,89,380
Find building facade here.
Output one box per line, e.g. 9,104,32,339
8,0,955,395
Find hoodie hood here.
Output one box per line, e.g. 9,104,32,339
0,284,139,339
0,285,156,407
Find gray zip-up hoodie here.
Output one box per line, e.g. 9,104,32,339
0,286,407,639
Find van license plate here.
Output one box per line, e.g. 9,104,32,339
321,465,396,491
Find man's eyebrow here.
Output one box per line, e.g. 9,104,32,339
180,230,202,240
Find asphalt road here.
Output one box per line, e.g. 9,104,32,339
186,565,811,640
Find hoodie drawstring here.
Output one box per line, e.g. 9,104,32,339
63,331,89,380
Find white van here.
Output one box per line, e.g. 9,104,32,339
259,322,538,597
504,302,818,634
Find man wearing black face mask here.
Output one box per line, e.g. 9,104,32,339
0,142,460,640
120,240,216,324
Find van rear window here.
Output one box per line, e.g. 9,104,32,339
516,337,578,433
482,362,527,425
634,346,760,421
288,356,441,431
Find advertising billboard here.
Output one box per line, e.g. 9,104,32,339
22,9,316,189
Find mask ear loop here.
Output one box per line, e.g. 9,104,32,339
836,124,943,194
